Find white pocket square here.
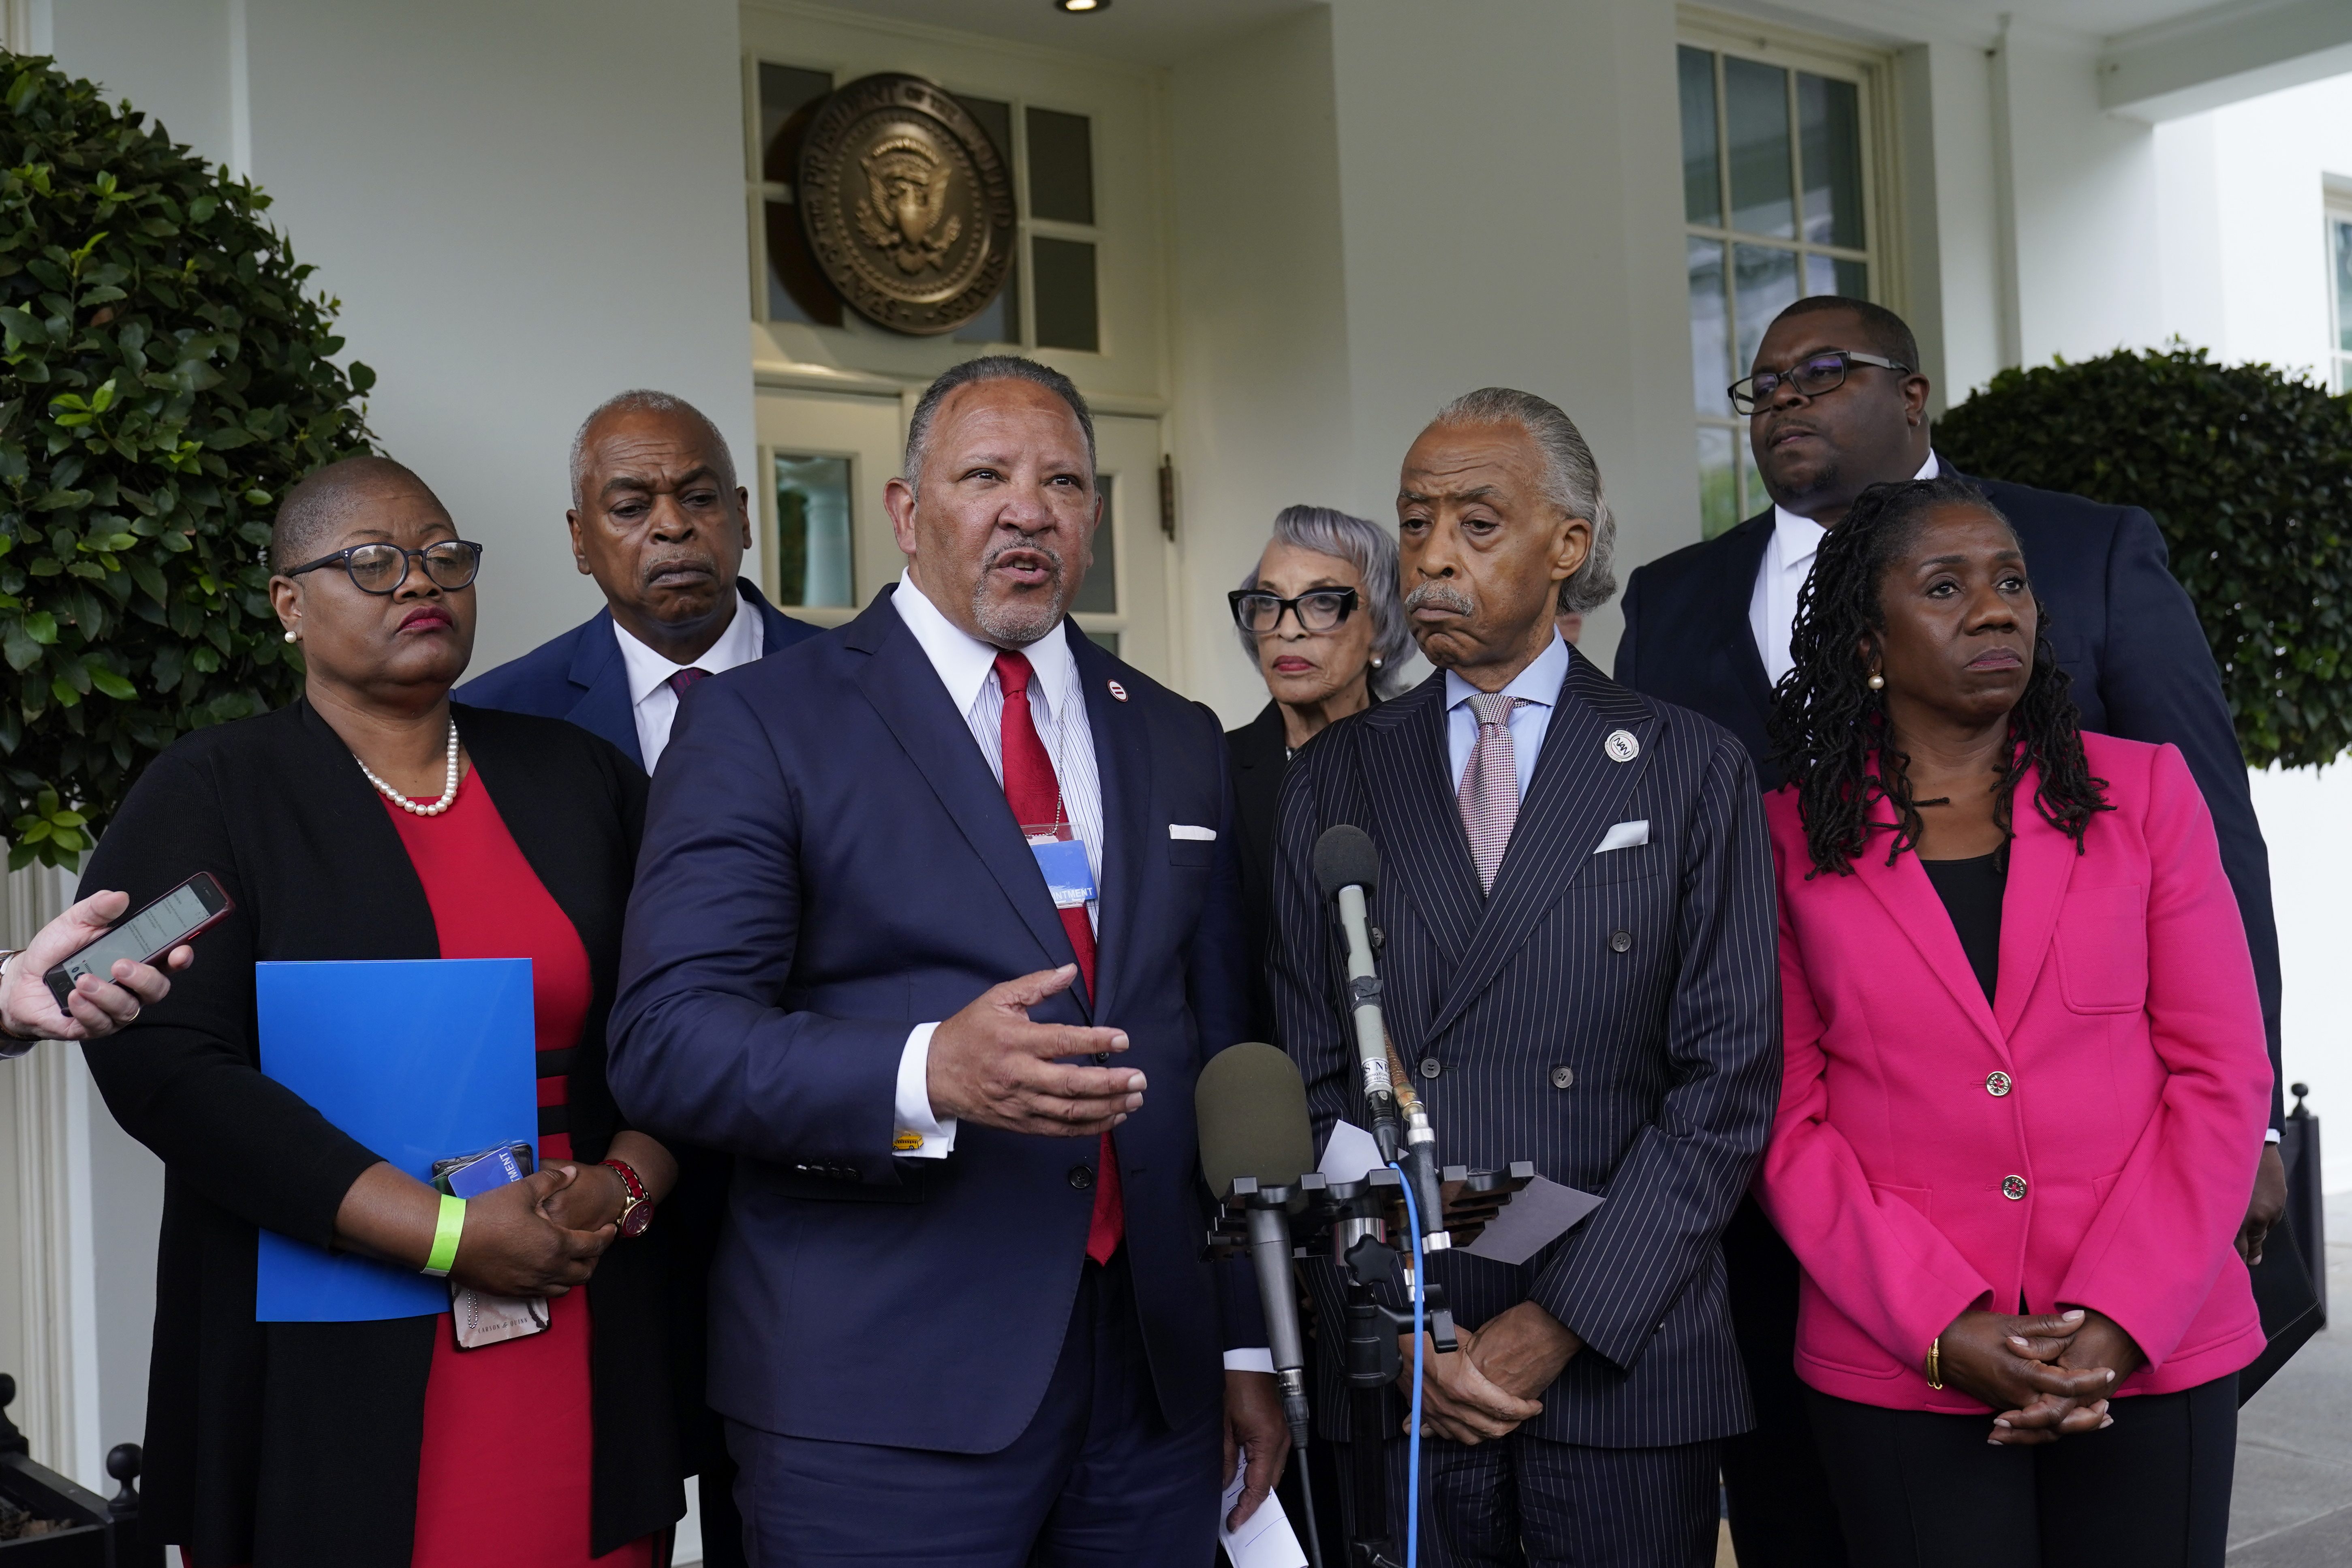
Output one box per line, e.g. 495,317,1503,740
1594,819,1649,854
1169,824,1217,841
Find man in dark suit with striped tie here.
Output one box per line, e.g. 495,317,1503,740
1270,388,1780,1567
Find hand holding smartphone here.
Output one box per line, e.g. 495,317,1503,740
1,877,225,1044
43,872,231,1012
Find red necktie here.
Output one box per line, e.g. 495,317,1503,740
668,666,710,699
993,650,1123,1264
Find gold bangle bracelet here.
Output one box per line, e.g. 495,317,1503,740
1926,1337,1944,1390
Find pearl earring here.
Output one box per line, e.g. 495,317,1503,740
1867,671,1884,690
284,629,299,644
1371,655,1383,669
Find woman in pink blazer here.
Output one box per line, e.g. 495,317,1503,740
1754,475,2271,1568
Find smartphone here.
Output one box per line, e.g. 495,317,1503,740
43,871,234,1013
431,1142,537,1199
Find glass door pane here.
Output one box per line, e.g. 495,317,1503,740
1678,47,1721,227
772,456,855,609
1725,58,1794,240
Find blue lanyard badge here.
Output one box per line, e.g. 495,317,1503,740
1025,828,1097,910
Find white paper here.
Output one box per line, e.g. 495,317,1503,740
1218,1455,1307,1568
1318,1119,1385,1185
1457,1175,1604,1266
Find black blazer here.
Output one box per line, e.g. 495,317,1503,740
79,700,674,1568
1270,654,1781,1446
1614,474,2285,1122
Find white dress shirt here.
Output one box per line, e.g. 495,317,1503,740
612,590,765,771
1748,451,1939,689
1443,632,1572,798
888,571,1104,1160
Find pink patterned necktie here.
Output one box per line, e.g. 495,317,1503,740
667,666,710,700
1458,692,1525,894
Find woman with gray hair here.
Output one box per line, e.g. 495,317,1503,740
1224,504,1412,1041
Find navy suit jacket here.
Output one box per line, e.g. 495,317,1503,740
1270,652,1782,1447
1613,474,2284,1123
454,580,822,770
606,588,1259,1452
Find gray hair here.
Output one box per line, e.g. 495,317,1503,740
569,389,738,509
1429,387,1619,614
1236,505,1414,697
902,355,1096,501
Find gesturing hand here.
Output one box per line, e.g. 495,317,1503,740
926,965,1144,1137
449,1166,615,1298
1398,1324,1544,1446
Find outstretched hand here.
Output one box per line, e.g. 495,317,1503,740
926,965,1143,1137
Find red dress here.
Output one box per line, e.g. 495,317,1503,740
385,772,656,1568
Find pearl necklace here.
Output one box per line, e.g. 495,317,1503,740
355,720,461,816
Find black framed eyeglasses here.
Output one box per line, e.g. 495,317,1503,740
1228,587,1360,635
1729,351,1911,415
283,540,485,595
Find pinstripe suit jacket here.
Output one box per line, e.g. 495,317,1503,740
1270,649,1782,1447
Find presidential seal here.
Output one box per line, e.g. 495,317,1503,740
797,74,1016,336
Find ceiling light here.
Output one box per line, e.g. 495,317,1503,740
1055,0,1106,12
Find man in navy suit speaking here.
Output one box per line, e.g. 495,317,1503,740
457,389,821,771
608,357,1285,1567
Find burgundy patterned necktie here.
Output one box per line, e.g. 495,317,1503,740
667,666,710,700
1458,692,1525,894
992,651,1123,1264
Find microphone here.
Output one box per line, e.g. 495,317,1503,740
1312,826,1403,1165
1197,1042,1317,1451
1311,825,1448,1251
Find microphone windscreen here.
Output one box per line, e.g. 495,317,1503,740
1313,824,1381,900
1196,1042,1317,1199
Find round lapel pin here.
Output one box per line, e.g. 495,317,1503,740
1605,729,1640,763
1107,680,1129,702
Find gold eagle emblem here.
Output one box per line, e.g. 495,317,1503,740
854,136,963,274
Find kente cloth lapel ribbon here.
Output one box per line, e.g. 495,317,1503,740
992,650,1124,1264
1458,691,1526,894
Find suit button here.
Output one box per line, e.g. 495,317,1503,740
1419,1058,1442,1080
1095,1052,1111,1064
1550,1065,1576,1089
1068,1165,1095,1191
1986,1071,2013,1097
2002,1174,2028,1201
1608,930,1633,954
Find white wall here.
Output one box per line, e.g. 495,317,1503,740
48,0,759,675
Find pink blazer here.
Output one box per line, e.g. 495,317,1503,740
1756,733,2271,1412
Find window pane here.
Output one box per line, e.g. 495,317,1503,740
1678,47,1721,227
949,96,1020,343
765,199,843,327
1032,236,1099,352
1805,252,1837,299
1733,243,1800,383
772,455,855,608
1835,257,1869,300
1072,473,1118,614
1026,107,1095,226
759,63,833,185
2335,218,2352,353
1082,628,1120,658
1725,58,1794,240
1798,73,1864,250
1689,237,1730,415
1698,426,1740,539
1739,434,1767,524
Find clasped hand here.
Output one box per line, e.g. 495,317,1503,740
1396,1300,1582,1446
1937,1306,2146,1446
926,965,1144,1137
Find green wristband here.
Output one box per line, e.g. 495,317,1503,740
421,1194,466,1278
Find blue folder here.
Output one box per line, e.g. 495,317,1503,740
254,958,538,1322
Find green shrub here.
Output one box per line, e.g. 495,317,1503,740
1937,344,2352,770
0,56,373,868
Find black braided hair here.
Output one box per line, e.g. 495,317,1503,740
1765,475,2110,877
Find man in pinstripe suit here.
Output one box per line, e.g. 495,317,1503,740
1270,389,1781,1566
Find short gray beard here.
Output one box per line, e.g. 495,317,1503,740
971,537,1070,648
1404,581,1475,617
